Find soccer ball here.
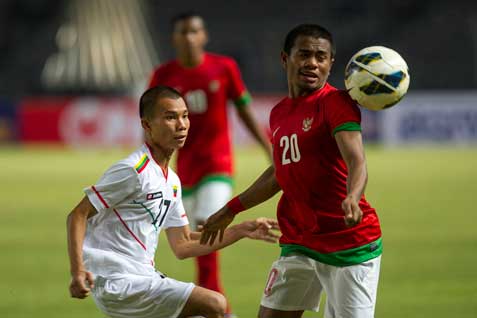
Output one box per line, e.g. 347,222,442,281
344,46,410,111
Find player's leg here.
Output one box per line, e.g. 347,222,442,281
258,254,323,318
319,256,381,318
178,286,227,318
193,181,232,294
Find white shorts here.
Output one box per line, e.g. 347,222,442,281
92,272,195,318
260,254,381,318
183,181,232,230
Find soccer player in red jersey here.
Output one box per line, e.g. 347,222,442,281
148,12,271,315
202,24,383,318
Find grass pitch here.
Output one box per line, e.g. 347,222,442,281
1,145,476,318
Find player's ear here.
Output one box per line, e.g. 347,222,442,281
141,118,151,133
280,51,288,69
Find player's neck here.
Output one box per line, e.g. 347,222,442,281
145,142,172,170
177,51,205,68
289,82,326,99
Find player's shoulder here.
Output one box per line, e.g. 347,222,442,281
151,60,177,75
269,96,292,125
206,52,235,64
321,84,353,103
321,85,359,110
118,144,151,175
271,96,290,113
206,52,238,71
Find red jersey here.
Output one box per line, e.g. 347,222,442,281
270,83,382,266
148,53,250,190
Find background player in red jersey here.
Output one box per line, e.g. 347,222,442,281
202,24,383,318
148,12,271,315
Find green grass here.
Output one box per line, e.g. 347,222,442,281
1,145,477,317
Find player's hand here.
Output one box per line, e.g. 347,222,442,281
200,207,236,245
240,218,280,243
342,195,363,227
69,270,94,299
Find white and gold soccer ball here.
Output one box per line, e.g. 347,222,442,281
344,46,410,111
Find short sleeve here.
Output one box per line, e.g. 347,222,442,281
84,162,140,213
163,183,189,229
225,58,251,107
324,91,362,136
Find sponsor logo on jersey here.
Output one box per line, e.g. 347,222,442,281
209,80,220,92
302,117,313,132
173,185,178,198
146,191,163,200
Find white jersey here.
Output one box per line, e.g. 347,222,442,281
83,144,189,278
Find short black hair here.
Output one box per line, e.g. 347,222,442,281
170,11,205,29
283,24,335,57
139,86,183,119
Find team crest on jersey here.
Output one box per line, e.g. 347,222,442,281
173,185,178,198
147,191,163,200
209,80,220,92
302,117,314,132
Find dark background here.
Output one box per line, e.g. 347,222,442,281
1,0,476,96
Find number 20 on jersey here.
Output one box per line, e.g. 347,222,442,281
280,134,301,165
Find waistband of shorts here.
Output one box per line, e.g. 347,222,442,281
182,174,234,197
280,237,383,267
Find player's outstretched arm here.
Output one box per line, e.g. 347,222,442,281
166,218,280,259
236,105,273,160
200,165,281,245
335,130,367,227
66,196,97,299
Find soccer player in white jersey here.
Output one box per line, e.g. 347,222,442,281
66,85,279,318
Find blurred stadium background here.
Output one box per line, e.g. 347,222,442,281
1,0,476,317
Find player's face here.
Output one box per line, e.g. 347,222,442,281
144,97,189,151
281,35,334,97
172,17,208,56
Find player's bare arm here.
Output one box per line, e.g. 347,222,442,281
66,196,97,299
167,218,280,259
201,165,281,245
236,105,273,160
335,130,367,227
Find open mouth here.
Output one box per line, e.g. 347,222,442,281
175,135,187,141
299,71,318,83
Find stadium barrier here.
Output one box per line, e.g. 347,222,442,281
9,91,477,147
0,98,17,142
381,91,477,146
18,97,142,147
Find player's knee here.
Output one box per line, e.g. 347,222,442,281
205,291,226,315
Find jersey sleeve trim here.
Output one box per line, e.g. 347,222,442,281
90,185,110,209
280,237,382,267
233,91,252,108
182,174,233,197
332,122,361,136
